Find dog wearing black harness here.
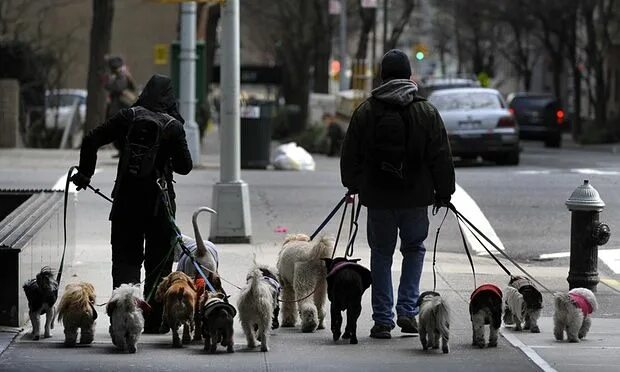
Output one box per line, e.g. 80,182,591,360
200,291,236,353
323,257,371,345
503,276,543,333
23,267,59,340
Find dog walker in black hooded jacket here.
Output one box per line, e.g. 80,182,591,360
77,75,192,332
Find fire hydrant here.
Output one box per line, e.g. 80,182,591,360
565,180,611,291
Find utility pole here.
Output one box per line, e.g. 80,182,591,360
210,0,252,243
339,0,348,91
179,2,201,164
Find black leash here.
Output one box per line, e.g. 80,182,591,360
344,196,362,258
431,206,449,292
310,195,347,241
58,166,79,284
448,202,554,294
86,184,113,203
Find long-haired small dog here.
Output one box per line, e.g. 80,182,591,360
469,284,503,348
107,284,150,353
237,266,280,352
553,287,598,342
200,291,236,353
57,282,97,347
23,267,58,340
155,271,197,347
503,276,543,333
417,291,450,353
277,234,332,333
323,257,371,345
177,207,218,277
192,272,224,342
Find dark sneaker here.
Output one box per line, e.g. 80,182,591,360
397,315,419,334
369,324,392,339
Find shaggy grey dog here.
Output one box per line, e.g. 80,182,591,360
177,207,218,277
417,291,450,354
237,266,279,352
277,234,332,333
553,287,598,342
503,276,542,333
106,284,147,353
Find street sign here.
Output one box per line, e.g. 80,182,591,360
154,44,168,65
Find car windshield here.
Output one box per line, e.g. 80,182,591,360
47,94,81,108
511,97,555,111
430,92,503,111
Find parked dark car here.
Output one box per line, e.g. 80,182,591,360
507,93,565,148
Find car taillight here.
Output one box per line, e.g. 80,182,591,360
508,108,515,115
556,109,565,124
497,116,516,128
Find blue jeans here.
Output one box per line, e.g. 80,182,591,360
367,207,429,327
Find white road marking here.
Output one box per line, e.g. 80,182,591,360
538,249,620,274
52,168,101,192
500,330,558,372
530,345,620,350
598,249,620,274
452,183,505,255
516,170,552,175
571,168,620,176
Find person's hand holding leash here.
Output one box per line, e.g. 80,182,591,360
433,194,451,215
70,172,91,191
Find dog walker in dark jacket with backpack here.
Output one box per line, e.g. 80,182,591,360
340,49,455,339
72,74,193,333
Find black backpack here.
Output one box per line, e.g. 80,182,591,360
119,106,175,179
367,98,416,186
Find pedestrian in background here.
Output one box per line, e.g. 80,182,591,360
340,49,455,339
105,56,137,157
71,74,193,333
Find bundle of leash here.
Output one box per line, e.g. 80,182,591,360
22,175,600,356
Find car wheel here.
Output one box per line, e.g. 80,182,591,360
496,150,519,166
544,134,562,148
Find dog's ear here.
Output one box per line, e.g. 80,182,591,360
106,301,116,316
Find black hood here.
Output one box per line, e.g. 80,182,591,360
133,74,184,124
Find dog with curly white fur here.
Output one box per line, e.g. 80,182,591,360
107,284,150,353
277,234,332,333
553,287,597,342
237,266,280,352
57,282,97,347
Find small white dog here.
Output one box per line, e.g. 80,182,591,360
277,234,332,333
553,287,598,342
57,282,97,347
177,207,218,277
107,284,149,353
417,291,450,354
237,266,280,352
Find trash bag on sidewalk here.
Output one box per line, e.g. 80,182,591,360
272,142,316,171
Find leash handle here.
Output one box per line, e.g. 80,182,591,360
331,198,349,259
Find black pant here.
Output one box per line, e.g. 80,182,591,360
111,211,175,328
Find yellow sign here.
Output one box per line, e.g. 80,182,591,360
154,44,169,65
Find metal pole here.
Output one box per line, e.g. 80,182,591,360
383,0,388,53
339,0,348,91
210,0,251,243
179,1,201,164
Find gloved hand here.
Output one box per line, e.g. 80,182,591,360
433,194,451,214
70,172,91,191
346,188,358,203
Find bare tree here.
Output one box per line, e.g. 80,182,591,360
312,0,332,94
84,0,114,133
384,0,415,52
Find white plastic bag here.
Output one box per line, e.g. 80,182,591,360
272,142,316,171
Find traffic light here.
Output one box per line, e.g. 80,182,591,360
413,43,428,61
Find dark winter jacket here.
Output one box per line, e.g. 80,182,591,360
79,75,192,219
340,79,455,208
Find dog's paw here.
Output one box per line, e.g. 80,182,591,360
281,320,296,328
342,330,350,339
173,339,183,348
487,341,498,348
317,321,325,330
442,346,449,354
32,334,40,341
43,332,52,338
473,341,485,348
568,338,579,343
530,326,540,333
227,345,234,353
260,344,269,352
128,344,137,354
182,336,191,344
349,336,358,345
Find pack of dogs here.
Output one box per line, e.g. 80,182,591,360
22,207,600,354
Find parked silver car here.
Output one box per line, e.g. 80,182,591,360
428,88,520,165
45,89,86,130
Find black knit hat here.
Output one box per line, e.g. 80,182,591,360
380,49,412,81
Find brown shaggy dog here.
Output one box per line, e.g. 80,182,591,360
156,272,197,347
57,282,97,347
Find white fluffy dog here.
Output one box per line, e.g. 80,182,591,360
277,234,332,333
417,291,450,354
553,287,598,342
237,266,279,352
106,284,148,353
57,282,97,347
177,207,218,277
